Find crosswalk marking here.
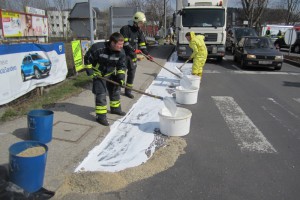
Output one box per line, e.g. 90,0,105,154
294,98,300,104
268,98,300,120
212,96,277,153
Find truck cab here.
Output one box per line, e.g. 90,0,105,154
175,0,227,61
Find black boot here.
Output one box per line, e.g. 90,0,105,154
110,107,126,116
125,88,134,99
96,114,109,126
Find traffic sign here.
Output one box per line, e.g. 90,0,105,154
284,29,297,45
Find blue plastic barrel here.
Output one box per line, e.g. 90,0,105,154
9,141,48,193
27,109,54,143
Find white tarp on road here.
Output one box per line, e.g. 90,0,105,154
75,55,186,172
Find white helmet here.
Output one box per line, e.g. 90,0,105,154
133,11,146,23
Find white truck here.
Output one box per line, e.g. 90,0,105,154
175,0,228,61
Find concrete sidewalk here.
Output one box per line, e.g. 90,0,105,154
0,45,175,196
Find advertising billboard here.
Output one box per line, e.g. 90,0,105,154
0,43,68,105
1,10,48,37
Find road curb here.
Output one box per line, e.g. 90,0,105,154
284,58,300,67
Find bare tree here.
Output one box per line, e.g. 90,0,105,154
126,0,147,11
240,0,269,27
276,0,300,24
126,0,173,29
0,0,50,11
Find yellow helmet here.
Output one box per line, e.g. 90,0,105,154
133,11,146,23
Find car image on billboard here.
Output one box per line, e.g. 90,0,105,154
21,53,51,81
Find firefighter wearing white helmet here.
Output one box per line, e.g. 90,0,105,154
133,11,146,23
120,11,153,99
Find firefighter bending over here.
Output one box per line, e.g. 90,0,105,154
84,32,127,126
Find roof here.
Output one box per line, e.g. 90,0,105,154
69,2,98,18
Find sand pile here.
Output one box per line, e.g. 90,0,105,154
55,136,186,197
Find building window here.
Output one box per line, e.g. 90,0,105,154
56,16,59,19
63,16,66,19
52,24,55,27
63,24,66,27
56,24,59,27
50,16,54,19
52,31,56,35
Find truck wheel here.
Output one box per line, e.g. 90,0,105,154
34,68,42,79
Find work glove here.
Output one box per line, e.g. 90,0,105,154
116,74,125,85
146,55,154,61
117,79,125,86
134,49,142,54
90,71,102,79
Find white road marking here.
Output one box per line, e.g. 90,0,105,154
204,70,300,75
294,98,300,104
268,98,300,120
212,96,277,153
261,105,300,139
231,64,240,70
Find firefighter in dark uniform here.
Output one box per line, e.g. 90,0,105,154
120,11,153,99
84,32,127,126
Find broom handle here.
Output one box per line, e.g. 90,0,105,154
97,76,164,100
140,52,181,78
178,59,189,70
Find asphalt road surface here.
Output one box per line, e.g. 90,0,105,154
67,53,300,200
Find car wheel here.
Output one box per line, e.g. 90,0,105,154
294,45,300,53
21,71,26,82
34,68,42,79
274,66,282,70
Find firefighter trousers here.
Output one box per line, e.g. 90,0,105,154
92,75,121,115
125,55,137,88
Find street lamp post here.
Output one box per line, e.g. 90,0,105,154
89,0,94,44
164,0,167,38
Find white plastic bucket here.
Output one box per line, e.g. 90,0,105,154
180,75,201,89
175,86,199,105
158,107,192,136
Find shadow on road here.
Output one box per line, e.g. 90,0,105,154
283,81,300,87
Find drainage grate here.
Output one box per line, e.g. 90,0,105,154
52,121,92,142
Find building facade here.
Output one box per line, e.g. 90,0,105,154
47,10,71,38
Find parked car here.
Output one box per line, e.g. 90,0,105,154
233,36,283,70
274,31,300,53
226,27,258,54
21,53,51,81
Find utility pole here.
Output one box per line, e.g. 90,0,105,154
89,0,94,44
164,0,167,38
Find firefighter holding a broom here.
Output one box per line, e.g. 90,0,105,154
84,32,127,126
